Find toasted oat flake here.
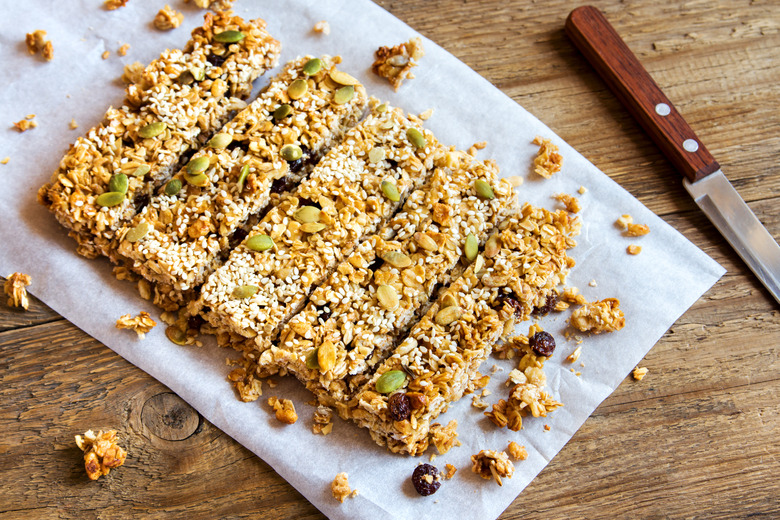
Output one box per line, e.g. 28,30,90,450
104,0,128,9
429,420,461,454
1,157,9,165
566,346,582,363
589,279,597,287
4,272,32,310
444,463,457,479
554,192,581,213
532,136,563,178
75,429,127,480
626,223,650,236
578,185,587,194
507,441,528,461
101,50,110,60
154,5,184,30
313,20,331,35
69,118,78,130
115,311,157,339
505,175,524,187
372,37,425,91
117,43,130,57
331,472,352,503
13,117,37,132
627,244,642,255
570,298,625,334
268,396,297,424
633,366,649,381
472,395,489,410
418,108,434,120
616,214,633,229
471,450,514,486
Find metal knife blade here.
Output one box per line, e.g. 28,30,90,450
684,171,780,303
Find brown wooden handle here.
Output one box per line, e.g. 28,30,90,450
565,5,720,182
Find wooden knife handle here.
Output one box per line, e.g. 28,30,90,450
565,5,720,182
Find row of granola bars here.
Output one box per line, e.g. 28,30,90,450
40,13,580,456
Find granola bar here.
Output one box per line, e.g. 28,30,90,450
348,203,579,454
38,12,281,259
114,56,368,309
197,101,446,351
262,150,518,406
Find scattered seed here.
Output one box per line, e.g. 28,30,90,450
164,178,182,196
95,191,125,207
300,222,327,233
440,292,458,309
186,156,210,175
208,132,232,149
189,66,205,81
474,254,485,273
377,284,400,311
236,164,250,192
125,221,150,243
475,179,495,200
435,305,463,326
177,69,195,85
333,85,355,105
165,325,187,345
368,146,386,163
381,180,400,202
317,340,336,372
273,103,293,121
329,69,359,85
232,285,259,299
280,144,303,162
214,30,245,43
376,103,388,113
406,127,426,149
288,79,308,100
464,233,478,261
108,173,128,194
414,232,438,252
306,349,321,369
246,234,274,252
376,370,406,394
303,57,323,75
137,121,166,138
381,251,412,268
294,205,321,223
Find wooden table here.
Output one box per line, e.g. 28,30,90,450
2,1,778,518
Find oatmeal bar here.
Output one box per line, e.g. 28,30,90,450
114,57,368,309
198,102,446,351
262,151,518,406
38,12,281,259
348,203,579,454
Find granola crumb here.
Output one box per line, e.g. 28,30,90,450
154,5,184,30
633,366,649,381
69,118,78,130
471,395,489,410
185,0,234,11
554,192,581,213
75,429,127,481
4,272,32,310
615,214,633,229
312,405,333,435
589,279,597,287
122,61,144,84
13,117,37,132
233,372,262,402
1,157,9,165
104,0,128,9
268,396,297,424
331,472,352,503
115,311,157,339
371,37,425,91
418,108,434,120
507,441,528,461
444,463,457,479
429,453,437,462
505,175,524,187
26,30,52,60
532,136,563,178
42,40,54,61
627,244,642,255
626,223,650,237
544,424,551,431
313,20,331,35
101,50,110,60
429,420,461,454
570,298,625,334
578,185,587,194
267,378,278,388
566,346,582,363
117,43,130,57
470,450,514,486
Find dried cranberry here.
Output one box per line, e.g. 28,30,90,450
529,331,556,357
411,464,441,496
533,294,558,316
387,392,411,422
496,294,523,319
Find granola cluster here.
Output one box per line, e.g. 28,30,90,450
470,449,514,486
115,311,157,338
532,136,563,178
25,30,53,61
507,441,528,461
331,472,354,502
13,115,37,132
268,396,298,424
154,5,184,31
75,429,127,481
4,272,32,310
570,298,625,334
429,420,460,455
371,37,425,91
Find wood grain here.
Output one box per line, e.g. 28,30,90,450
2,1,779,519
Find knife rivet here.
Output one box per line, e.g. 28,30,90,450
655,103,670,116
683,139,699,152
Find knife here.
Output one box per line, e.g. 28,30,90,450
564,5,780,304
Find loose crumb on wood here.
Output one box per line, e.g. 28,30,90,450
4,272,32,309
115,311,157,339
633,366,649,381
75,429,127,481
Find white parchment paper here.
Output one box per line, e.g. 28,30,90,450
0,1,725,519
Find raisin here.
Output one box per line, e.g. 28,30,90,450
187,314,204,333
496,294,523,319
529,331,556,357
387,392,411,422
270,175,295,194
226,139,249,152
287,145,311,173
411,464,441,496
206,52,227,68
533,294,558,316
386,158,399,169
315,306,331,322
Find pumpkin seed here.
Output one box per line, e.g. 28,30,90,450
368,146,386,163
294,205,321,223
475,179,495,200
333,85,354,105
95,191,125,207
246,234,274,252
376,103,388,113
131,165,150,178
184,172,208,187
273,103,293,121
317,340,336,372
232,285,258,299
236,164,250,192
208,132,232,149
214,30,245,43
164,178,182,196
464,233,478,262
435,305,463,326
381,251,412,268
288,78,308,100
484,234,501,258
165,325,187,345
189,66,205,81
280,144,303,162
377,284,399,311
109,173,128,194
125,221,150,243
474,254,485,274
406,127,426,149
186,156,210,175
300,222,326,233
138,121,166,138
329,69,360,86
177,69,195,85
305,348,320,369
440,292,458,309
414,232,438,252
303,58,323,75
381,180,400,202
375,370,406,394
